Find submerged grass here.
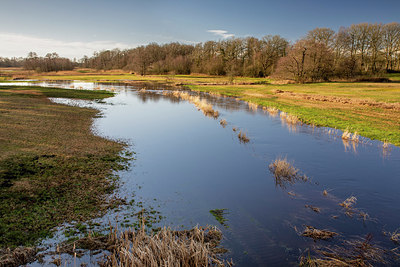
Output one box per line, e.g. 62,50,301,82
300,234,387,266
209,209,229,228
0,86,128,248
301,225,338,241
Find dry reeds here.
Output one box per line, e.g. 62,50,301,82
383,140,390,149
248,102,258,112
264,106,278,116
300,234,387,266
301,225,338,240
238,130,250,143
168,91,220,119
102,226,229,267
219,119,227,127
339,196,357,217
279,112,299,125
305,205,321,213
0,247,37,266
384,228,400,244
268,157,308,189
342,129,360,143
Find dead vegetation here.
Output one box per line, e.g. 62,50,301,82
305,205,321,213
301,225,338,241
341,129,360,143
279,112,299,125
263,106,279,116
339,196,358,217
167,91,220,118
248,102,259,112
237,130,250,143
300,234,387,266
268,157,308,188
219,119,227,127
0,247,38,266
384,228,400,244
54,225,230,267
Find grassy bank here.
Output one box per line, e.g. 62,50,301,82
187,81,400,146
0,85,127,247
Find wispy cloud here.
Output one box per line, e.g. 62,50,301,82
207,30,235,39
0,32,135,58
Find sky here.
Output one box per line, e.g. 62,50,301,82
1,0,399,59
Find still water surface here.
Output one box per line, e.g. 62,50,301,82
4,81,400,266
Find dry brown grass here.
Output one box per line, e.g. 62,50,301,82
300,234,387,266
219,119,227,127
301,226,338,241
167,91,220,118
248,102,259,112
263,106,279,116
0,247,37,266
104,226,229,267
55,224,230,267
305,205,321,213
342,129,360,143
279,112,299,125
237,130,250,143
339,196,357,217
384,228,400,244
268,157,308,188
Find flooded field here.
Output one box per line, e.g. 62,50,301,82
4,81,400,266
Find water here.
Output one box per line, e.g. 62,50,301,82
4,81,400,266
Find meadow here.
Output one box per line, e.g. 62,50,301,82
0,85,128,247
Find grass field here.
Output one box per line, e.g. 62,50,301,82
187,82,400,146
0,85,128,247
1,68,399,146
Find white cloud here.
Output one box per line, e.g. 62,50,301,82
0,32,135,59
207,30,235,39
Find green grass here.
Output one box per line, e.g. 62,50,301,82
0,85,128,247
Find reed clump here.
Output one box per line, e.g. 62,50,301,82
339,196,357,217
248,102,258,112
103,226,228,267
300,234,387,266
0,247,38,266
219,119,227,127
342,129,360,143
53,224,229,266
238,130,250,143
263,106,278,116
384,228,400,244
305,205,321,213
301,225,338,241
268,157,308,188
169,91,220,118
279,112,299,125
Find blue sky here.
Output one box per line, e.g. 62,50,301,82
1,0,399,58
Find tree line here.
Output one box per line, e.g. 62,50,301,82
81,22,400,82
1,22,399,82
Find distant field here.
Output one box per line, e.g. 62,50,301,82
1,68,399,145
